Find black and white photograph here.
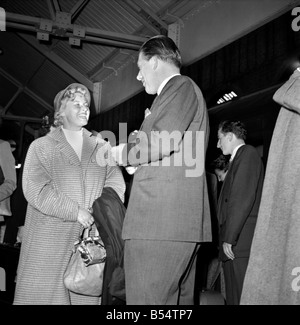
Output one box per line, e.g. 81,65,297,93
0,0,300,310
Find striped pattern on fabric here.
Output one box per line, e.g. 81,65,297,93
13,127,125,305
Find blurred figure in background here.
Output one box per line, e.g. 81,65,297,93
216,120,264,305
0,138,17,243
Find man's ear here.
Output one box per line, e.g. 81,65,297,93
150,56,158,70
228,132,234,141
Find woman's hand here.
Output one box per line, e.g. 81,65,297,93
77,207,94,228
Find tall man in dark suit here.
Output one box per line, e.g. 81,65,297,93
111,35,211,305
216,120,264,305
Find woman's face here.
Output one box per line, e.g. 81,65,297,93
215,168,227,182
60,93,90,130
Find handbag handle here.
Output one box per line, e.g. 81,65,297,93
82,206,99,238
83,226,99,238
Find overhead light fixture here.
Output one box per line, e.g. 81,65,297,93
217,91,238,105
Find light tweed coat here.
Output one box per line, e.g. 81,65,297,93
14,127,125,305
240,68,300,305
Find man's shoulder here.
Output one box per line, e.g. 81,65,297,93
168,75,203,95
172,74,192,84
236,145,263,169
239,144,261,157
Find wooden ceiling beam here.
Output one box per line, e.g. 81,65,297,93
3,88,22,113
0,114,43,123
129,0,168,31
116,1,161,35
46,0,56,20
70,0,90,20
52,0,61,13
17,32,94,91
0,67,53,112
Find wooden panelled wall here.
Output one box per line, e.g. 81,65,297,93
89,10,300,165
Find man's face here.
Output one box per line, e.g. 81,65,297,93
136,52,157,95
60,93,90,130
217,129,231,155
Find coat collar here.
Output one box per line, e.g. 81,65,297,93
47,126,97,170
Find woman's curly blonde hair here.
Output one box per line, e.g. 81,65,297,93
53,83,91,127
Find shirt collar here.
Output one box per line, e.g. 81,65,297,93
157,74,181,95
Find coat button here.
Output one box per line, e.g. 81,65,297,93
225,199,228,202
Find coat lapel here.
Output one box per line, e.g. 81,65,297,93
80,129,98,176
48,127,97,175
49,127,80,166
217,146,245,225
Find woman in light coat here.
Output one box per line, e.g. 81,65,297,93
14,83,125,305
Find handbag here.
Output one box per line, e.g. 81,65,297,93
64,226,106,297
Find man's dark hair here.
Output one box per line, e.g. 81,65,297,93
139,35,182,69
218,120,247,141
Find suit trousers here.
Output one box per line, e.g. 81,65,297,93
124,239,199,305
222,257,249,305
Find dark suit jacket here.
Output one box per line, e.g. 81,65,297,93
206,171,219,246
121,75,211,243
217,145,264,261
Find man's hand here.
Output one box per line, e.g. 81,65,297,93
128,130,139,143
125,166,137,175
223,242,235,260
111,143,126,165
